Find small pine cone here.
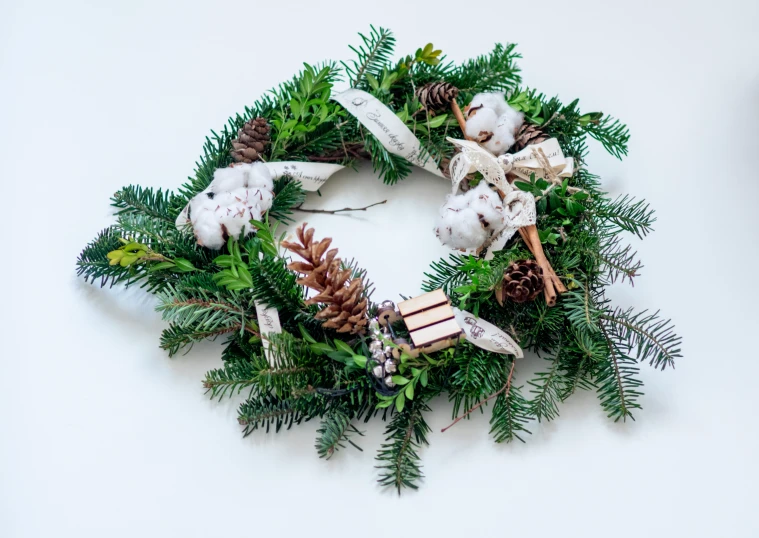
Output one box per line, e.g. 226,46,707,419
498,260,544,304
416,82,459,112
230,117,271,163
511,123,549,152
282,223,368,335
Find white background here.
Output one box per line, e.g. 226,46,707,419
2,0,758,536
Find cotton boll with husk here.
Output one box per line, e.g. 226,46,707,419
467,181,505,231
184,162,274,249
482,108,524,155
465,107,497,142
435,207,489,250
466,92,524,155
468,92,510,117
436,182,506,250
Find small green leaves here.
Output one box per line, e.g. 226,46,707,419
376,366,429,412
107,240,197,273
415,43,442,66
538,229,561,245
579,111,603,126
366,67,399,95
107,241,148,267
250,218,280,258
508,90,547,124
515,173,550,197
395,391,406,412
213,238,253,291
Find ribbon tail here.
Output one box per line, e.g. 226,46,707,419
453,308,523,358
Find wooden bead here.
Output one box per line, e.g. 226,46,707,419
377,305,400,327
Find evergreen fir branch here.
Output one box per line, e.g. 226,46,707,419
160,323,243,357
596,323,643,421
527,354,564,422
376,399,432,494
249,255,305,316
489,382,531,444
76,227,137,287
315,407,364,459
342,25,396,88
585,115,630,160
600,307,682,370
111,185,174,223
559,351,596,400
203,356,260,400
238,393,323,435
448,43,522,95
172,271,229,295
562,279,604,334
520,299,565,351
364,133,412,184
285,121,348,162
114,211,177,249
269,178,307,224
448,344,511,418
155,285,255,342
422,253,468,295
598,234,642,285
594,195,656,238
174,128,238,213
256,332,324,394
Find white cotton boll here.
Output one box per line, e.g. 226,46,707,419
440,192,470,215
469,92,508,117
192,209,225,249
449,208,489,249
468,182,505,230
249,187,274,212
497,105,523,131
435,206,488,250
483,123,516,155
210,166,247,193
245,162,274,191
465,107,498,142
482,109,524,155
184,163,277,249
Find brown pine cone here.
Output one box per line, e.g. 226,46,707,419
496,259,544,304
416,82,459,112
511,123,549,152
230,117,271,163
281,223,368,334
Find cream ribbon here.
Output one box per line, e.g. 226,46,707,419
454,308,523,358
255,298,282,366
332,89,445,178
264,162,345,191
447,137,573,195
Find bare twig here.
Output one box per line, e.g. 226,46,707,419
441,360,516,433
294,200,387,215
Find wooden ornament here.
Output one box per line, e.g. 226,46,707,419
395,289,463,358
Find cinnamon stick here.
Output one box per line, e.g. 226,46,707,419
519,226,565,305
450,100,469,139
519,227,565,290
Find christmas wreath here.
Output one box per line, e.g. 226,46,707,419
76,26,682,493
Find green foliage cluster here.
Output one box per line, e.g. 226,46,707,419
76,26,681,494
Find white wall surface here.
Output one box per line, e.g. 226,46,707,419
2,1,758,536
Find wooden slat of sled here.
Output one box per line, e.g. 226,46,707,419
403,304,455,332
398,289,448,317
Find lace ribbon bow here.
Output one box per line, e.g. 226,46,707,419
447,137,573,194
447,137,562,260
